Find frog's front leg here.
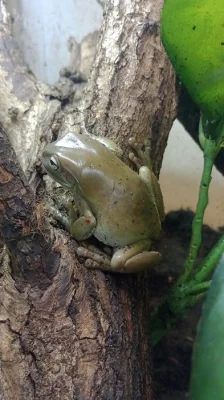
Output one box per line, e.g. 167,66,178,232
68,198,96,241
50,196,96,241
77,239,162,273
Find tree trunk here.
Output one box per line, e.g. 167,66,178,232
0,0,177,399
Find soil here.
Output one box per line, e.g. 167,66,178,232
151,210,222,400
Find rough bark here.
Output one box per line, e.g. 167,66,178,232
0,0,177,399
81,0,176,175
0,1,62,177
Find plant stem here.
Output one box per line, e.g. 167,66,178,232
194,235,224,284
185,280,211,295
178,141,216,285
150,119,224,346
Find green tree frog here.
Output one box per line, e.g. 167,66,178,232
42,132,164,273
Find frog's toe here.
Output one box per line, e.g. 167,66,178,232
128,138,151,169
77,246,111,270
85,259,107,270
129,152,141,169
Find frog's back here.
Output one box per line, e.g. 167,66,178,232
93,180,162,247
78,135,161,247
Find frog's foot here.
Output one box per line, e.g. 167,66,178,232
77,239,162,273
48,193,79,230
77,246,112,271
48,204,96,241
111,239,162,273
70,214,96,241
128,137,152,169
48,206,71,231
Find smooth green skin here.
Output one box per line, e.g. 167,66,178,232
190,256,224,399
161,0,224,120
42,132,164,273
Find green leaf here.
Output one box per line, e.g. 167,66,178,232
189,255,224,399
161,0,224,120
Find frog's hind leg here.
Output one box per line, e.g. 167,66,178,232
128,138,165,222
138,166,165,222
111,239,162,273
77,239,162,273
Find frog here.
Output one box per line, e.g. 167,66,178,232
42,131,165,273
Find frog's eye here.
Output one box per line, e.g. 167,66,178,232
49,156,59,170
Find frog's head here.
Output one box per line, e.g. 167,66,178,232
42,134,79,190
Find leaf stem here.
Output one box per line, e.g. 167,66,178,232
194,235,224,284
150,118,224,346
185,280,211,295
178,140,216,285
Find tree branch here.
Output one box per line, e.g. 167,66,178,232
0,0,177,398
80,0,177,175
